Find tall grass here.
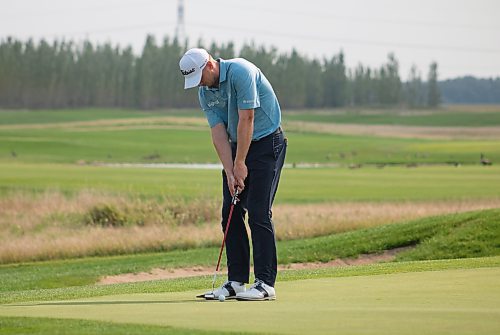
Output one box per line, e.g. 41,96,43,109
1,190,499,264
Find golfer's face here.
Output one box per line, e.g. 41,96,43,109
199,65,216,88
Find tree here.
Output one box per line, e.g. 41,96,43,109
376,53,401,106
405,64,425,108
427,62,440,108
322,51,347,107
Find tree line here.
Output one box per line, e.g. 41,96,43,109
0,35,441,109
439,76,500,104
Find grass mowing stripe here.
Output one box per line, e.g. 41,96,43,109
1,257,499,305
0,316,243,335
2,127,500,165
1,107,499,127
1,163,500,203
285,110,500,127
0,108,201,125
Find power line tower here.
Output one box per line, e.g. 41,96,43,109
175,0,186,43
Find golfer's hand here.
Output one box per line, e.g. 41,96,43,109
226,173,238,197
233,161,247,194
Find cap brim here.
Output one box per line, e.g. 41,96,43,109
184,71,202,89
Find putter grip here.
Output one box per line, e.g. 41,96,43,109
232,189,239,205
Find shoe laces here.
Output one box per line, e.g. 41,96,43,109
250,279,265,289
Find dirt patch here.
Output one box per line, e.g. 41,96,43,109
97,246,412,285
279,246,412,270
98,266,215,285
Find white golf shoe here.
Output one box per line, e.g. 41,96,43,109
198,281,245,300
236,279,276,301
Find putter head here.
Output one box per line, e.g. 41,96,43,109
196,293,216,300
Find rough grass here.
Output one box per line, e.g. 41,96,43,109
1,209,498,294
0,191,220,263
2,190,500,263
279,208,500,264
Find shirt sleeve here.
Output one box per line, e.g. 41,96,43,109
233,67,261,110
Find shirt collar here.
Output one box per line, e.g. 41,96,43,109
218,58,227,84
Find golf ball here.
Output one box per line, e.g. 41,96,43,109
218,294,225,302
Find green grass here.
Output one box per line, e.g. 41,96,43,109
280,208,500,263
1,256,499,305
287,131,500,165
1,163,499,203
2,107,499,127
1,126,499,165
0,316,234,335
0,128,216,164
0,247,216,292
0,108,201,125
1,262,499,335
286,108,500,126
282,165,500,203
1,209,498,293
1,108,499,165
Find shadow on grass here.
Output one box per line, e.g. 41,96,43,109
8,299,226,307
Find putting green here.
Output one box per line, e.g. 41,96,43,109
2,267,499,335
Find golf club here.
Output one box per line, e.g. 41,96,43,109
197,188,239,299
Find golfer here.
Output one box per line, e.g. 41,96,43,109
180,48,287,301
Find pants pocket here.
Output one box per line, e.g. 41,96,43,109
272,133,285,160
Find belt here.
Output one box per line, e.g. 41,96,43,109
256,127,282,141
231,127,283,144
273,127,283,135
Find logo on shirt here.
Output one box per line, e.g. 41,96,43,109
207,99,220,107
181,68,195,76
243,99,255,104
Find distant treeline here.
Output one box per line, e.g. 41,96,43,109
439,77,500,104
0,35,448,109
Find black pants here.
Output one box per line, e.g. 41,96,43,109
221,129,287,287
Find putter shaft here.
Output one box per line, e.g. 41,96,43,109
211,189,239,292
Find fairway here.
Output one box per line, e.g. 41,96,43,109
2,109,500,165
1,163,500,202
1,267,499,335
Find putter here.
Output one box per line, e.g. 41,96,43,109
197,189,240,299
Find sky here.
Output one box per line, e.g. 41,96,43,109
2,0,500,80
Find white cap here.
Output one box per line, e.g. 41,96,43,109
179,48,209,89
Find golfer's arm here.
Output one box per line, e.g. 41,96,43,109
235,109,254,165
210,123,234,175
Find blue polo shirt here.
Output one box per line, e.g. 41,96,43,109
198,58,281,142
